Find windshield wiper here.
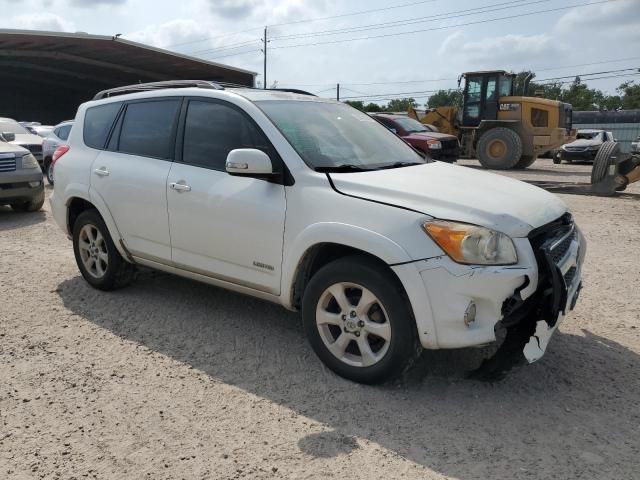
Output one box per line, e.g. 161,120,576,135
315,164,373,173
377,161,424,170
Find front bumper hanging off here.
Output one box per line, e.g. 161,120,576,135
471,214,586,380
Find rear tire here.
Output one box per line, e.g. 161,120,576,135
72,209,135,291
477,128,522,170
513,155,536,169
45,160,54,185
591,141,619,185
302,256,421,384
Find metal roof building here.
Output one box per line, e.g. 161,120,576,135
0,29,256,124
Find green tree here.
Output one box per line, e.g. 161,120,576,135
345,100,365,111
618,81,640,109
364,102,384,112
560,77,605,111
386,97,417,112
426,89,462,108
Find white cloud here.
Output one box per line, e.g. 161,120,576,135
1,12,75,32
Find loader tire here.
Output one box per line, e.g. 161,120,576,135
591,141,619,185
477,128,522,170
513,155,537,169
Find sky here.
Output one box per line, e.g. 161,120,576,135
1,0,639,105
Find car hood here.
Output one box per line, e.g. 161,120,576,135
0,141,29,155
10,133,44,146
564,138,601,148
404,132,457,141
329,162,567,237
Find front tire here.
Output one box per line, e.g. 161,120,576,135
302,256,420,384
477,127,523,170
11,191,44,212
72,209,135,291
513,155,537,169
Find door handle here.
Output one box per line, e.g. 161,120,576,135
169,182,191,192
93,167,110,177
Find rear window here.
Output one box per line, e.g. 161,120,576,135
117,100,181,159
84,103,121,149
57,124,72,141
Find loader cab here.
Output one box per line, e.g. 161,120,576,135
461,71,515,127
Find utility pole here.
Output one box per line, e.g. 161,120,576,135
263,26,267,89
336,83,340,101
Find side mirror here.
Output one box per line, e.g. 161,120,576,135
1,132,15,142
226,148,275,177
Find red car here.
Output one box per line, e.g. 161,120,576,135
371,113,460,162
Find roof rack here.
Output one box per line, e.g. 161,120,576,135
93,80,224,100
92,80,317,101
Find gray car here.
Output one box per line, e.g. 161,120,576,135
42,120,73,185
556,129,614,163
0,133,45,212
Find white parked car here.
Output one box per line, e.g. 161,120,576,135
42,120,73,185
50,81,586,384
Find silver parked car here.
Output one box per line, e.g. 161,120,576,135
0,133,45,212
42,120,73,185
0,117,45,170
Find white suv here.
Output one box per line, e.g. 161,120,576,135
50,81,586,383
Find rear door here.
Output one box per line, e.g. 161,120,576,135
89,98,181,262
166,98,286,294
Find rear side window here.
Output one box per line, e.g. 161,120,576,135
58,124,72,141
84,103,121,149
118,100,181,159
182,100,273,171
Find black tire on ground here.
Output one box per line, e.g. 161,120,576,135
45,159,54,185
72,209,135,291
302,256,421,384
552,156,561,164
513,155,537,169
591,141,620,185
10,191,45,212
476,127,523,170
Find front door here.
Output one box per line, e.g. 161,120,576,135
166,98,286,294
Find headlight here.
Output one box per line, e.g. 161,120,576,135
427,140,442,150
21,153,39,169
423,220,517,265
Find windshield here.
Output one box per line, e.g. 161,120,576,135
576,131,601,140
258,101,425,170
0,121,30,135
393,117,429,133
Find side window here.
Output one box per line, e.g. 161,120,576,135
53,127,60,138
84,102,121,149
118,100,181,159
58,125,71,141
182,100,273,171
531,108,549,127
485,78,497,102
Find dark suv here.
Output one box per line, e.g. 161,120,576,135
371,113,460,162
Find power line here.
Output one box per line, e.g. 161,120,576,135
536,67,640,82
206,49,263,61
187,39,260,56
268,0,439,27
270,0,540,41
270,0,619,50
164,26,264,49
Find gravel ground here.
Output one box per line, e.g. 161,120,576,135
1,158,639,479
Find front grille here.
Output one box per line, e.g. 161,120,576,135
440,139,459,151
0,154,17,172
550,228,577,264
25,144,42,155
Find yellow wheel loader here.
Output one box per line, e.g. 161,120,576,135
409,71,576,170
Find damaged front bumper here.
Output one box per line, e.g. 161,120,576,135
472,214,586,379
